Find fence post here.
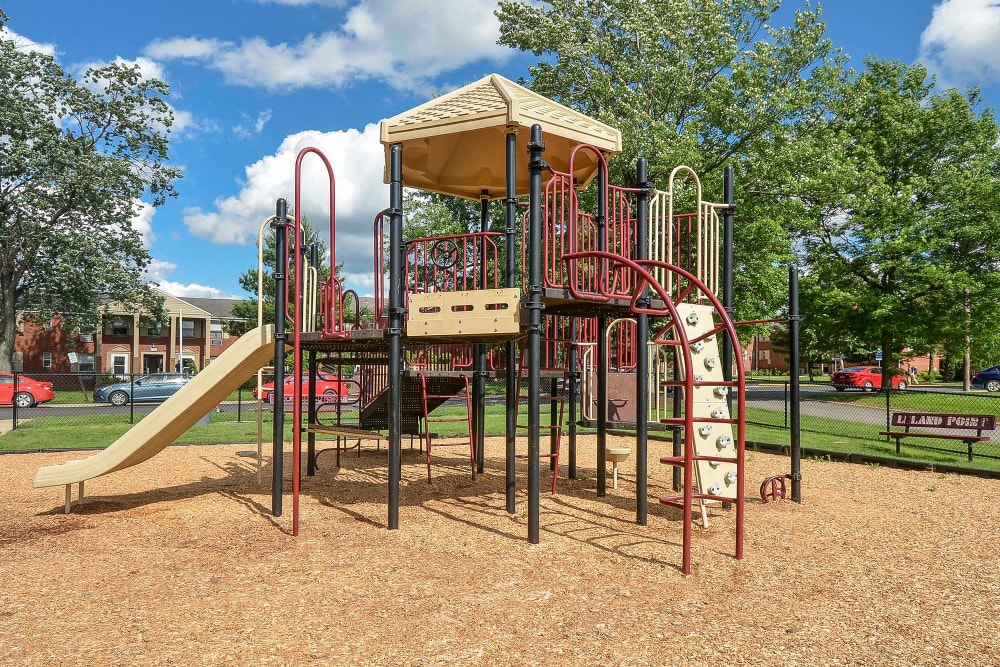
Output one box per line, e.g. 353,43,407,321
783,382,788,429
885,387,891,438
129,374,135,425
11,371,18,430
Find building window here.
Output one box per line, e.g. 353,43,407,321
181,320,195,339
78,353,95,374
210,329,223,347
111,354,128,377
42,351,52,368
79,333,94,343
146,320,162,336
111,318,129,336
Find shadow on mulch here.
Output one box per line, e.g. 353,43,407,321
33,440,743,570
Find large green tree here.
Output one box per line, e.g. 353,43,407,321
0,11,180,371
496,0,848,321
790,59,1000,387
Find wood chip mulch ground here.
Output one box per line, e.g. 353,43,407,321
1,434,998,666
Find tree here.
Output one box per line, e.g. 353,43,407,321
496,0,849,322
790,59,1000,387
0,11,180,371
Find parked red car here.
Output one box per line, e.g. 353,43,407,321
0,373,55,407
831,366,907,392
253,370,349,403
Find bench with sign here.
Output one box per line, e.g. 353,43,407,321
880,412,996,462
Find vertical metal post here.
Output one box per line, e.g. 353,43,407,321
526,125,546,543
11,372,17,429
634,157,651,524
672,357,682,491
504,126,518,514
387,145,404,530
474,191,489,474
789,265,802,503
307,351,317,476
568,319,578,479
596,159,608,498
270,198,289,517
307,243,319,476
722,167,735,415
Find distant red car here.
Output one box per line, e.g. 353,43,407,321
831,366,907,392
0,373,55,407
253,371,349,403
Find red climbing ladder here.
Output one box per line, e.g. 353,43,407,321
418,371,476,483
514,351,569,494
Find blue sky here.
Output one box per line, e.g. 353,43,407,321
2,0,999,300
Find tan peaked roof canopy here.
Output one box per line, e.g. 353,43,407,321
380,73,622,200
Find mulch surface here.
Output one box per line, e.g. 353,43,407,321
1,435,998,666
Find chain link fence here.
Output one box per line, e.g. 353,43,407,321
746,380,1000,466
3,372,999,471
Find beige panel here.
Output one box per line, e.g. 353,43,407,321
33,325,275,488
675,303,739,502
406,289,520,338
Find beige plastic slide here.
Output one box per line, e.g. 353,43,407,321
33,325,275,489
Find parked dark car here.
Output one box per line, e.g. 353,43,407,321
831,366,907,392
971,365,1000,391
0,373,55,408
93,373,191,405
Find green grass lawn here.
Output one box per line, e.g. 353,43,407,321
5,401,997,474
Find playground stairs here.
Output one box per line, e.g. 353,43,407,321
658,302,740,525
417,372,475,483
514,365,569,494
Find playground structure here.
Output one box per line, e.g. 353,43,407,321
33,74,775,574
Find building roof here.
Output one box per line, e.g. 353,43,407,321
180,297,245,321
380,73,622,200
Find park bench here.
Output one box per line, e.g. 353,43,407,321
880,411,995,462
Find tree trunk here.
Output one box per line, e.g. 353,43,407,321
0,281,18,373
928,349,936,381
880,329,893,390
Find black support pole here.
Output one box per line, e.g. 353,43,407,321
504,126,518,515
568,318,578,479
307,350,317,476
388,144,404,529
474,191,489,474
789,266,802,503
270,199,289,517
306,244,318,477
526,125,545,543
634,157,651,525
722,167,735,416
596,159,608,498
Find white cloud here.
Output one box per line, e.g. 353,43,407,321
143,0,512,93
158,281,241,299
145,259,240,298
233,109,273,139
183,123,387,287
131,201,157,248
919,0,1000,86
0,26,56,56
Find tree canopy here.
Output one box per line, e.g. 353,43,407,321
496,1,1000,377
496,0,847,322
790,59,1000,385
0,11,181,371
